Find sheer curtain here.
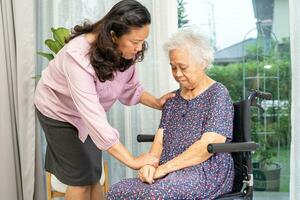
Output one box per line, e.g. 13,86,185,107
106,0,178,184
37,0,178,186
289,0,300,199
0,0,41,200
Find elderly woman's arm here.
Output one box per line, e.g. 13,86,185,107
153,132,226,179
148,128,164,158
138,128,163,184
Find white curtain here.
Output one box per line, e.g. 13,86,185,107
106,0,178,184
0,0,42,200
37,0,178,187
289,0,300,199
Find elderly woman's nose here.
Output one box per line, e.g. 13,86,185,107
174,69,183,77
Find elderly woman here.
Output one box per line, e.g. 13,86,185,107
107,29,234,199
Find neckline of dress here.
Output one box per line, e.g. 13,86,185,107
177,82,218,102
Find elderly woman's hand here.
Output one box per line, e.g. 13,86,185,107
153,164,168,179
138,165,156,184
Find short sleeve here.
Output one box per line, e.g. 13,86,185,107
63,51,120,150
118,66,145,106
203,87,234,141
159,100,172,129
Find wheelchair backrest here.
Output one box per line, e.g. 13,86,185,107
231,99,252,192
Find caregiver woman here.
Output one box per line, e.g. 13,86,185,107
34,0,173,199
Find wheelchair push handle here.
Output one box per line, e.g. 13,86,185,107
248,90,272,101
207,142,260,153
256,91,272,100
137,134,155,142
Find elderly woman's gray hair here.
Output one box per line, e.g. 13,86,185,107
164,29,214,67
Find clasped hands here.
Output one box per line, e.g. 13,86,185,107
132,152,167,184
138,163,168,184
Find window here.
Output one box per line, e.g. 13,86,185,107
184,0,291,198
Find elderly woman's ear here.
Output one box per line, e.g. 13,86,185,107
201,60,209,70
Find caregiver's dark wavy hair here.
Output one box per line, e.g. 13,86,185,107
67,0,151,82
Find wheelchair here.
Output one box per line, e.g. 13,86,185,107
137,90,272,200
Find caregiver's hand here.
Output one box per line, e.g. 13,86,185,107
131,153,159,170
140,91,175,110
156,92,176,110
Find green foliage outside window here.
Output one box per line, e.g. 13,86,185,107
207,38,291,169
177,0,189,28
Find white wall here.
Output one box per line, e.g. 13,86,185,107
289,0,300,198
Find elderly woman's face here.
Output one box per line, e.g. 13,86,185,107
169,48,205,89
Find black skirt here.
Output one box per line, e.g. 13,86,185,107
36,108,102,186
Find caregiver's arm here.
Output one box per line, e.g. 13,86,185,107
153,132,226,179
140,91,175,110
107,142,158,170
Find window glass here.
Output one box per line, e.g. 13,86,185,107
184,0,291,198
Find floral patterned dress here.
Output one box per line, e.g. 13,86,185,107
107,82,234,200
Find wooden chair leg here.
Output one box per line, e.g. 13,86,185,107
46,172,52,200
46,172,66,199
103,161,109,194
46,160,109,199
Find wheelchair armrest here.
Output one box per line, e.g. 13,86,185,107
137,134,155,142
207,142,259,153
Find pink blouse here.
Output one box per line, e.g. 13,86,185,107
34,35,145,150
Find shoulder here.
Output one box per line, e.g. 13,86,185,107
209,82,230,98
63,35,95,76
212,82,229,93
163,89,181,109
204,82,232,106
65,35,91,61
65,35,91,53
